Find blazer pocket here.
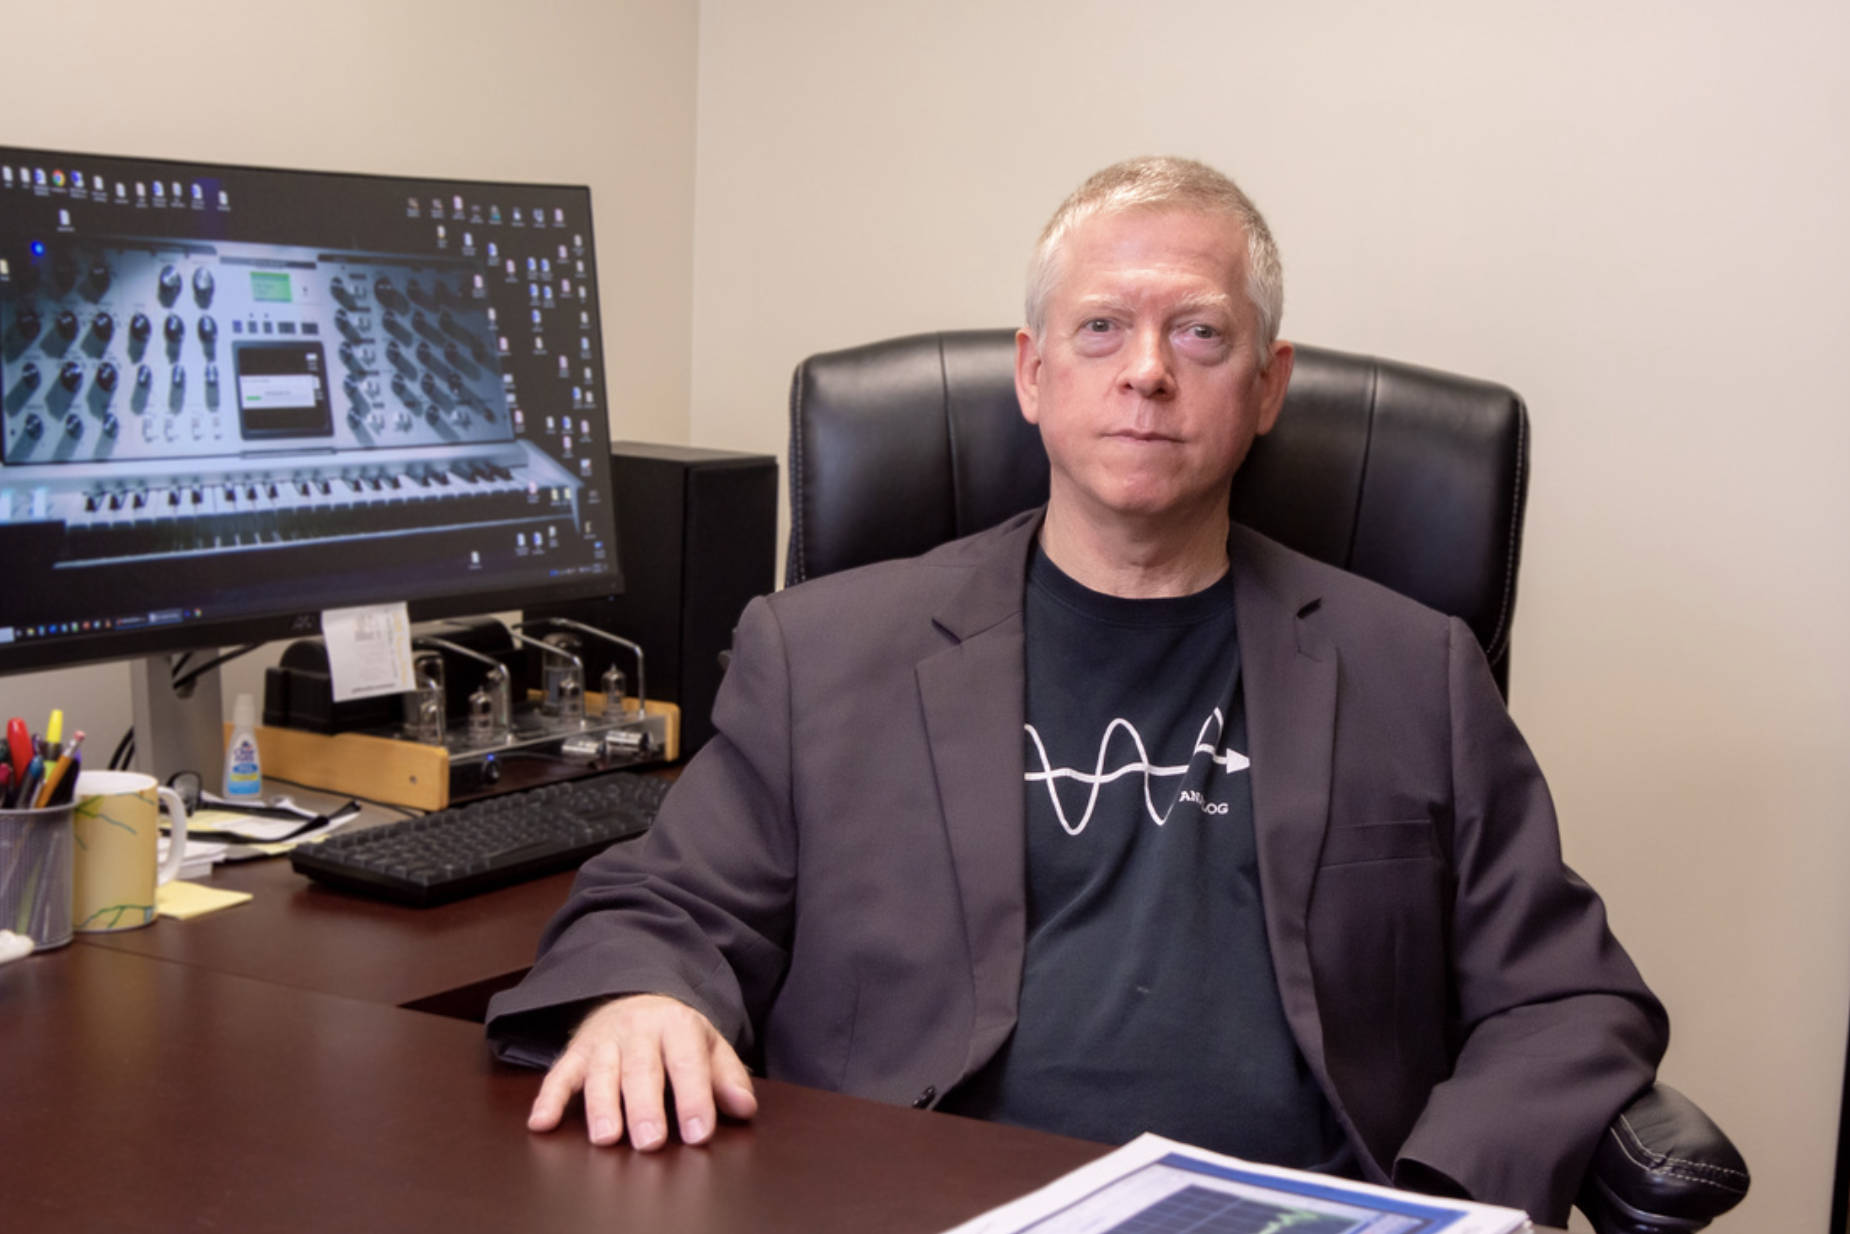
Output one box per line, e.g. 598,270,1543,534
1318,818,1440,868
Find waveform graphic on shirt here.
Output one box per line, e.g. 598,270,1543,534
1024,708,1250,835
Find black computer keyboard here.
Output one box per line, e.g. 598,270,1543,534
289,769,670,907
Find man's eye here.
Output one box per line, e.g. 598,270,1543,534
1083,319,1113,332
1186,324,1220,340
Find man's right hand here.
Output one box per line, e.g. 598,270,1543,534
526,993,759,1150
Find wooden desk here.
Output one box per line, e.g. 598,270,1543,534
77,767,667,1011
3,843,1565,1233
80,855,570,1012
2,945,1105,1233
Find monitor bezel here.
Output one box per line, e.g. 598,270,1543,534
0,143,626,679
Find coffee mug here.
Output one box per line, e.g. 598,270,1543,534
71,770,190,932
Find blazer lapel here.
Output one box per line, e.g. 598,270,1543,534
916,513,1039,1075
1231,528,1342,1095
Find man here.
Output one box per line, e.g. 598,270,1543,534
486,157,1666,1226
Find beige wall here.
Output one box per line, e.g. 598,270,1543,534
688,3,1849,1230
4,2,1844,1229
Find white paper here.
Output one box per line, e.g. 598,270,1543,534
161,834,226,878
321,603,416,702
943,1134,1532,1234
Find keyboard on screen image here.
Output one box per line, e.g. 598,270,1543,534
289,768,669,907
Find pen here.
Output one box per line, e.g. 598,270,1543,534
15,755,43,811
50,733,82,807
36,731,83,809
0,763,12,808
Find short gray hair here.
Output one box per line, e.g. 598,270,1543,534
1024,156,1284,355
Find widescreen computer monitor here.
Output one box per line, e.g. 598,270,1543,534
0,144,624,772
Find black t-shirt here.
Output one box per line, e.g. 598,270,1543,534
944,547,1351,1173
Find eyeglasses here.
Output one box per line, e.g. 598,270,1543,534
167,770,204,813
164,770,359,841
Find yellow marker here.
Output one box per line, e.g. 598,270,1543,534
46,708,63,747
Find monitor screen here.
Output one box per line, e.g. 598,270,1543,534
0,145,621,676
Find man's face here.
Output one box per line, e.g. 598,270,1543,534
1016,207,1293,538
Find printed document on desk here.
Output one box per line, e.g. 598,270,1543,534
943,1133,1532,1234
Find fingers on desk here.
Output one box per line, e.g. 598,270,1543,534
527,1041,591,1135
529,994,757,1151
713,1040,760,1123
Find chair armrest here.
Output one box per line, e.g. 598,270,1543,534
1576,1084,1750,1234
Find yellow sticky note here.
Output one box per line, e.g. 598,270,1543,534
156,880,254,920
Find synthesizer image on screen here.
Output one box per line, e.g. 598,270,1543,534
0,147,623,675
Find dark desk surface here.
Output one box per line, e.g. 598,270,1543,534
5,836,1563,1233
80,854,571,1011
74,766,661,1010
3,945,1106,1233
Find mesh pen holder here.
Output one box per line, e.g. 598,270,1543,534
0,803,75,951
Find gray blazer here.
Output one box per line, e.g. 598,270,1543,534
486,509,1665,1225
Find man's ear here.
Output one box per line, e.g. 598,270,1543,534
1255,340,1295,437
1015,328,1043,426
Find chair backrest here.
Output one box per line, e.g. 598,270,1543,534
786,329,1529,694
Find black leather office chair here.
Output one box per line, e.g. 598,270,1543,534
785,328,1750,1234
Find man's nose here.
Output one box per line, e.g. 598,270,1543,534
1122,327,1174,397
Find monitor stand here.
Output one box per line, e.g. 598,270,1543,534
131,655,226,795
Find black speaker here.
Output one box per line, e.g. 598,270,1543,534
528,442,777,757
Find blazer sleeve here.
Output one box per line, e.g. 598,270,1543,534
1390,620,1669,1224
485,593,800,1069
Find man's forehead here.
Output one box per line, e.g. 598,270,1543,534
1067,286,1239,316
1057,209,1248,300
1061,207,1246,271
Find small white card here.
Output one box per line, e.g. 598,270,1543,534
321,603,416,702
